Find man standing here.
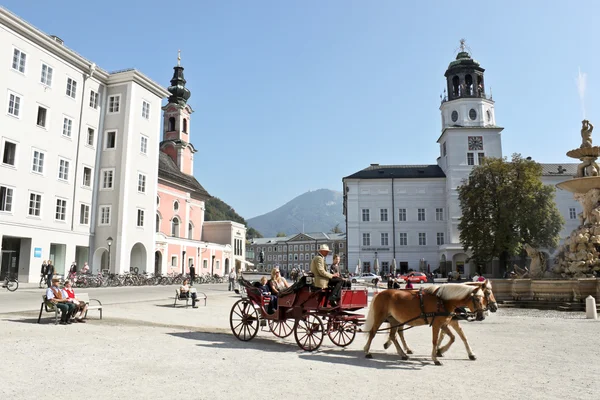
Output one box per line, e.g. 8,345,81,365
229,268,237,291
189,264,196,286
46,260,55,288
46,277,76,325
39,260,48,288
310,244,344,307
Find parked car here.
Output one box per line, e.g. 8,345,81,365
400,272,428,284
351,273,380,284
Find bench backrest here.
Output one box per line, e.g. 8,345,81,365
77,292,90,304
42,295,56,311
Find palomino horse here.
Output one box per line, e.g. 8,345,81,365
362,283,487,365
384,280,498,361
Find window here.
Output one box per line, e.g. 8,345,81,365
478,153,485,165
137,209,144,227
36,106,47,127
362,233,370,246
418,208,425,221
83,167,92,187
140,135,148,154
7,93,21,117
188,222,193,239
362,209,370,222
381,233,389,246
171,217,180,237
32,150,44,173
398,208,406,222
28,193,42,216
442,142,447,157
155,214,161,232
171,256,177,268
55,198,67,221
0,186,13,212
12,48,26,73
62,117,73,137
89,90,99,109
102,169,114,189
380,208,388,222
173,201,179,211
203,259,208,269
40,64,53,86
105,131,116,149
467,152,474,166
142,101,150,119
138,173,146,193
168,117,175,131
80,204,90,224
108,95,120,113
399,233,407,246
86,128,95,146
66,78,77,98
183,119,188,132
436,208,444,221
437,232,445,246
418,232,426,246
569,207,577,219
99,205,111,225
58,158,70,181
2,141,17,166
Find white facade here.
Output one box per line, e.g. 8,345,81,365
0,8,169,281
343,49,580,278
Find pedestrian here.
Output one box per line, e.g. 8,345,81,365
39,260,48,288
228,268,237,291
46,260,55,288
189,264,195,286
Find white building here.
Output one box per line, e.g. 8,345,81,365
0,7,168,281
343,44,580,278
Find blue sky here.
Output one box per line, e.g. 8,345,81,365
4,1,600,218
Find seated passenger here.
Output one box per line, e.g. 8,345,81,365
63,280,87,323
269,267,289,296
180,279,199,308
310,244,349,307
258,276,277,313
46,277,76,325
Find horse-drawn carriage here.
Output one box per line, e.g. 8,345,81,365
229,274,368,351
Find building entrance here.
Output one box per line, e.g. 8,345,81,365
1,237,21,280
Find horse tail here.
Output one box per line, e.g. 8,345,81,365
363,293,380,334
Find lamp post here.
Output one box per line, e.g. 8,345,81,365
106,236,113,273
374,251,378,275
211,255,215,276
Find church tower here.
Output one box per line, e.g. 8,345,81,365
437,40,504,244
161,51,197,175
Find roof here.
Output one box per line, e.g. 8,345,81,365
158,152,210,200
249,232,346,245
343,164,446,180
540,163,578,177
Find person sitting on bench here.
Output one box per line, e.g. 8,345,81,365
46,277,76,325
310,244,347,307
258,276,277,314
180,279,198,308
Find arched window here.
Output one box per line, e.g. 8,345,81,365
183,119,188,133
452,76,460,97
171,217,180,237
188,222,193,239
156,214,161,233
173,201,179,211
465,74,473,95
168,117,176,131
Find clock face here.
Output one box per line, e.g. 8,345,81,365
468,136,483,151
451,110,458,122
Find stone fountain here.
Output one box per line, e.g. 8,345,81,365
553,120,600,277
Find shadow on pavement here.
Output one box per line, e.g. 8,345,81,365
3,317,43,324
167,331,292,353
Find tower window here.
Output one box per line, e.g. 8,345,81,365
486,110,491,122
168,117,175,131
469,109,477,120
467,153,475,166
451,111,458,122
183,119,188,133
452,76,460,97
465,74,473,95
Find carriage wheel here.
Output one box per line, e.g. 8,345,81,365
269,319,294,338
230,299,259,342
327,319,356,347
294,314,324,351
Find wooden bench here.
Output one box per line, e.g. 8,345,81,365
174,289,207,308
37,293,103,324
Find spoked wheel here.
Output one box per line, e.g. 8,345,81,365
269,319,294,338
294,314,324,352
230,299,259,342
6,280,18,292
327,318,356,347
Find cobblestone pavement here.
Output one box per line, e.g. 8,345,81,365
1,285,599,400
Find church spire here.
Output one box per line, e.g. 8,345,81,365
168,50,191,107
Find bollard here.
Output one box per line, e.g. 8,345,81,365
585,295,598,320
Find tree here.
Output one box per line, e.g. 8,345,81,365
247,227,263,239
458,154,563,273
276,232,287,237
330,224,343,233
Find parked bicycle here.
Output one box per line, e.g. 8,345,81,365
1,275,18,292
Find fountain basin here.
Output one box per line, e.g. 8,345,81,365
556,176,600,193
566,146,600,159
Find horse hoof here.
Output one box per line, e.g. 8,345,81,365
469,355,477,361
406,349,413,355
434,360,442,366
383,342,391,350
401,355,409,361
436,350,444,357
365,353,373,359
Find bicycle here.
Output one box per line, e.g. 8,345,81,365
1,275,18,292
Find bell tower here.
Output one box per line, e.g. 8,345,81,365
161,50,197,175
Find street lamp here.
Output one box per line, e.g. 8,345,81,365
211,255,215,276
106,236,113,272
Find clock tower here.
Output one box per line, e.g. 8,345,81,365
437,40,504,244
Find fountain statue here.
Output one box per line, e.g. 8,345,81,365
554,120,600,277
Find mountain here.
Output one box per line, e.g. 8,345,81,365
247,189,345,238
205,197,263,239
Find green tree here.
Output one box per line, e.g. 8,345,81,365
330,224,343,233
276,232,287,237
458,154,563,273
247,227,263,239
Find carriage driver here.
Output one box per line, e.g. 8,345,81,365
310,244,346,307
